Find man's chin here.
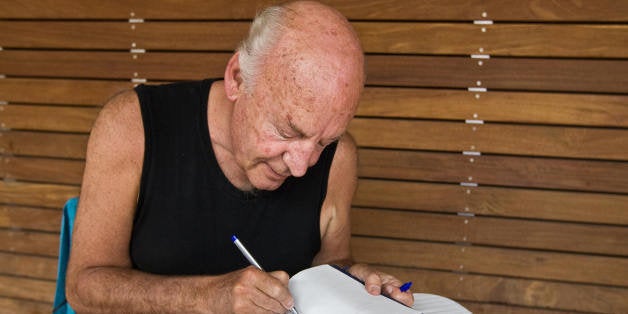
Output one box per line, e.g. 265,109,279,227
248,175,287,191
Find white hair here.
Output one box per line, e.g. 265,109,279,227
237,5,288,94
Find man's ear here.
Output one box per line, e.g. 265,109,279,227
224,52,243,102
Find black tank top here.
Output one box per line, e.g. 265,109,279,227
130,79,337,276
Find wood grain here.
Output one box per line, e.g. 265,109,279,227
0,230,59,257
352,236,628,286
0,156,85,185
0,131,88,159
376,266,628,313
358,87,628,127
4,51,628,93
350,119,628,161
0,297,51,314
0,205,61,232
0,252,58,280
365,55,628,93
354,179,628,225
0,78,131,106
3,0,627,21
0,181,79,209
0,275,55,303
5,21,625,58
352,208,628,255
1,104,100,133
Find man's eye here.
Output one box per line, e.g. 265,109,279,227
278,129,294,139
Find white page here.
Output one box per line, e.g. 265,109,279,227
412,293,471,314
289,264,420,314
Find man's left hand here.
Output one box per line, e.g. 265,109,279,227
347,263,415,307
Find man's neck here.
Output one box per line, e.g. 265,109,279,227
207,81,254,191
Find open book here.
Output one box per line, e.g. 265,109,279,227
288,264,471,314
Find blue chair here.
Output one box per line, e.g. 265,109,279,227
53,197,78,314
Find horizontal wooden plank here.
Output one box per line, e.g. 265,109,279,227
398,56,628,93
3,21,627,58
352,237,628,287
0,156,84,185
0,21,247,52
366,55,628,93
0,205,61,232
358,87,628,128
0,131,88,159
376,266,628,313
0,50,229,81
356,22,628,58
353,179,628,225
357,147,628,195
0,252,58,280
480,23,628,58
0,104,100,133
2,0,626,21
0,296,51,314
0,275,55,303
352,208,628,255
0,230,59,257
0,156,85,185
4,51,628,93
0,78,131,106
0,181,79,209
360,149,628,194
351,119,628,161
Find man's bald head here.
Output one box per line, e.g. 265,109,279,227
237,1,364,95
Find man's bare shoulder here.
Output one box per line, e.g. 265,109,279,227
335,132,358,163
88,89,144,163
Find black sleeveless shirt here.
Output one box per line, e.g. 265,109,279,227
130,79,337,276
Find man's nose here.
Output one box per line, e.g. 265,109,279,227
283,140,319,177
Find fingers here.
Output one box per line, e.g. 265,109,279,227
364,271,383,295
382,283,415,307
231,267,293,313
347,264,383,295
348,263,415,307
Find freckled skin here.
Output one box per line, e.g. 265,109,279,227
213,3,364,192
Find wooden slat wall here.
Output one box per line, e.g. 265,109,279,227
1,0,627,312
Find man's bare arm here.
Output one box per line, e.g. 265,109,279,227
65,91,293,313
312,133,414,307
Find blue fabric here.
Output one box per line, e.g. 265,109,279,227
53,197,78,314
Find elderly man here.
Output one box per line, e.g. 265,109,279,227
66,1,413,313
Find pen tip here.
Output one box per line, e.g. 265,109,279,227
231,235,237,242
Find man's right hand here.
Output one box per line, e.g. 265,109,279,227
207,266,295,313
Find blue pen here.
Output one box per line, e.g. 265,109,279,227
400,281,413,292
232,235,298,314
